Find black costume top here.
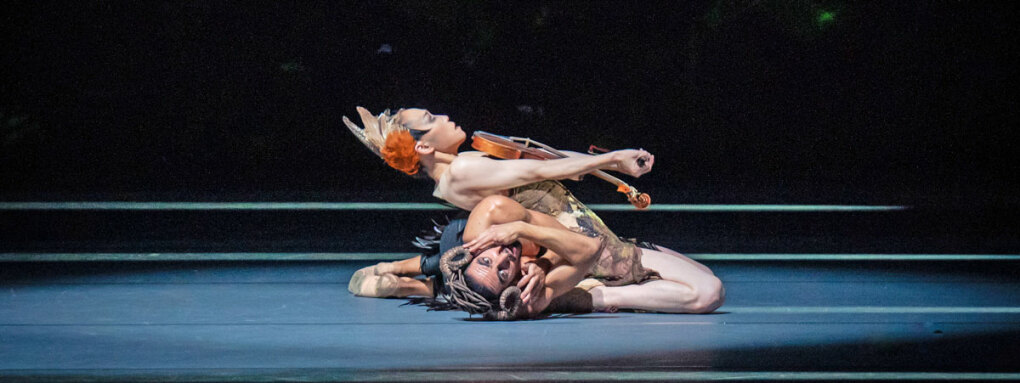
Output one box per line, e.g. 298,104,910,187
419,214,469,279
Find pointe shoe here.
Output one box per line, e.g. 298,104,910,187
347,261,400,293
349,273,400,297
348,265,377,294
373,262,396,275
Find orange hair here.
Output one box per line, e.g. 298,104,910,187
380,130,420,175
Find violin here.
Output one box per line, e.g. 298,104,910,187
471,131,651,209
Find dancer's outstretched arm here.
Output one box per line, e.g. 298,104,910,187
448,149,652,194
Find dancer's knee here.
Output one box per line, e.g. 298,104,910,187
689,276,724,313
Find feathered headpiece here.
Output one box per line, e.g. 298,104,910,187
342,106,420,175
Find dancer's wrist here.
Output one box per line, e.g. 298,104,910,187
531,257,553,274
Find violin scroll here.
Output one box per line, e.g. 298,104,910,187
617,184,651,210
630,193,651,210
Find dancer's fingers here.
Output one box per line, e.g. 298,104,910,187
464,234,491,253
517,271,535,290
522,276,540,303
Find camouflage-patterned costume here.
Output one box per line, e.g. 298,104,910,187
510,180,658,286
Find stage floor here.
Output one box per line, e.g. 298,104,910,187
2,259,1019,382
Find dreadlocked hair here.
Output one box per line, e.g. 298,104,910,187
407,246,523,321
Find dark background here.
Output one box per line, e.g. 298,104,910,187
2,1,1017,205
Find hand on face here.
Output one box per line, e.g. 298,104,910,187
614,149,654,178
464,222,523,254
517,262,546,305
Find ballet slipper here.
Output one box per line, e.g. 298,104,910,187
349,273,400,297
348,265,377,294
347,261,399,292
373,261,396,275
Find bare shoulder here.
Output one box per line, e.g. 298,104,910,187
458,151,488,158
448,154,494,180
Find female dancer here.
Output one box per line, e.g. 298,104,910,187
344,107,723,314
352,195,723,315
434,199,605,320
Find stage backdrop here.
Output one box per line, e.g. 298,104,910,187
2,1,1016,205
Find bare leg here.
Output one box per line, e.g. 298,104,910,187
647,244,714,276
372,256,425,276
350,274,435,298
590,249,724,313
394,276,435,297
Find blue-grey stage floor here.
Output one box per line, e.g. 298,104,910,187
2,203,1019,381
2,260,1019,382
